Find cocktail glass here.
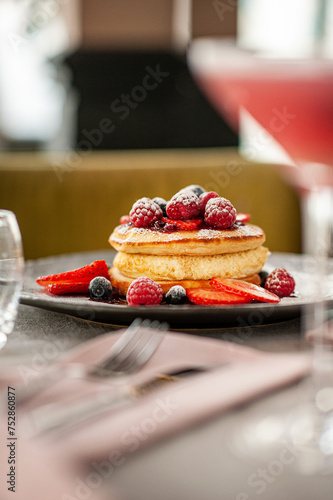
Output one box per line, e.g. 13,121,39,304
189,39,333,474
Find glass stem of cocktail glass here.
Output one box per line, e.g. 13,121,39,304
298,183,333,470
231,175,333,476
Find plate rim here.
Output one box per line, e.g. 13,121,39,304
21,251,329,328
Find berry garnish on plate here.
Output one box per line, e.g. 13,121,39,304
89,276,113,300
198,191,219,214
187,288,252,306
119,215,131,224
210,278,280,303
236,213,251,224
126,277,163,306
264,268,296,297
177,185,206,198
47,282,91,295
204,197,237,229
130,197,163,228
166,192,200,220
165,285,187,304
162,217,202,231
36,260,109,286
152,197,168,217
152,219,178,232
259,270,269,287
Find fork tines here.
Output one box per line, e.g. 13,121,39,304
91,318,168,377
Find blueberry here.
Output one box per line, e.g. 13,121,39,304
259,270,269,287
165,285,187,304
152,197,167,216
89,276,112,300
177,185,206,198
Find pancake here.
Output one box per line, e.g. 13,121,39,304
109,266,261,296
113,246,269,281
109,223,266,256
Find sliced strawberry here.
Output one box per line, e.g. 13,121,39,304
186,288,252,306
47,282,90,295
36,260,109,287
162,217,202,231
210,278,280,303
236,213,251,224
119,215,130,224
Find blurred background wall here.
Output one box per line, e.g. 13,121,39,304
0,0,302,258
0,0,239,151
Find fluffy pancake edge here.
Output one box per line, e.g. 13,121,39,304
109,223,266,256
113,246,269,282
109,267,261,296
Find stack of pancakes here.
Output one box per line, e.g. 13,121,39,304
108,222,269,295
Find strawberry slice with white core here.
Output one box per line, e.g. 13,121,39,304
162,217,202,231
36,260,109,287
210,278,280,303
236,213,251,224
186,288,253,306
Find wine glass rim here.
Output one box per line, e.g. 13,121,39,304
0,210,24,258
0,210,20,230
188,37,333,74
0,209,18,218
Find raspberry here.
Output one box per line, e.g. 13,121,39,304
265,268,295,297
130,197,163,228
204,197,237,229
199,191,219,214
166,192,200,220
126,277,163,306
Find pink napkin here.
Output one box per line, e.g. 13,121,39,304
0,424,113,500
21,333,311,450
53,349,311,465
0,330,311,499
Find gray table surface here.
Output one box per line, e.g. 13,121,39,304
2,303,333,500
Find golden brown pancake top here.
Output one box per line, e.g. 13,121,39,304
109,223,266,256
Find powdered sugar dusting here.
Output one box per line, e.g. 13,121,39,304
111,222,264,246
129,197,163,228
176,192,195,205
117,225,154,236
113,224,189,242
166,191,200,219
196,228,228,240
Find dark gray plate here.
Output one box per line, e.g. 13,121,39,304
20,251,333,328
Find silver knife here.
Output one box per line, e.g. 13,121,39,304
26,365,224,438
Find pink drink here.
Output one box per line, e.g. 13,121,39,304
190,43,333,188
202,72,333,165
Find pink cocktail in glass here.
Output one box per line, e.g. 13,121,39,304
190,42,333,189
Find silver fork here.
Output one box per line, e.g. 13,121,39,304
26,318,168,436
17,318,168,406
90,318,168,378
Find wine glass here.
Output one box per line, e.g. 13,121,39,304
188,40,333,474
0,210,24,350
